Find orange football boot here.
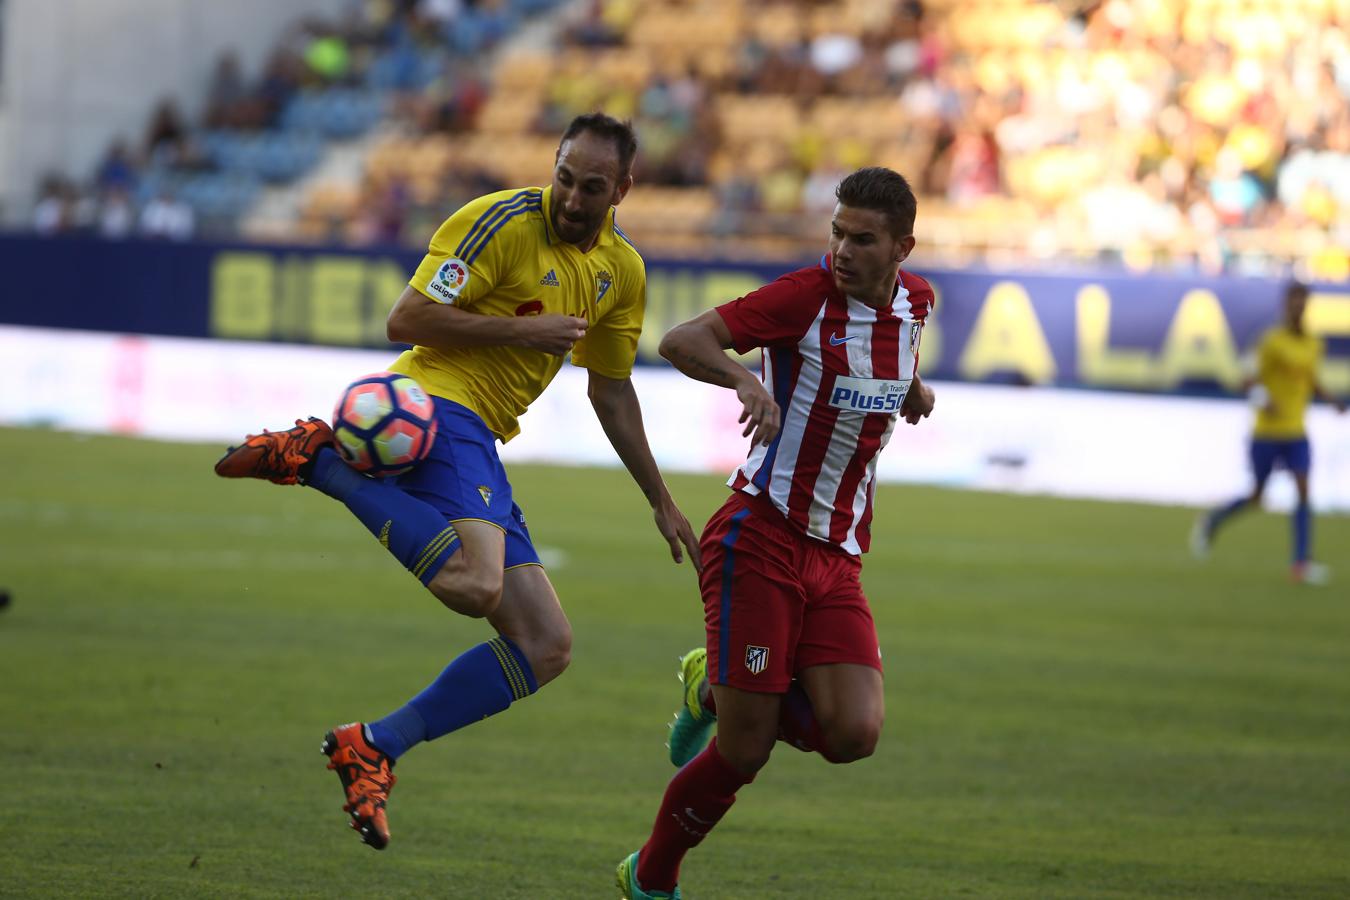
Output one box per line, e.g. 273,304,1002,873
322,723,397,850
213,417,334,485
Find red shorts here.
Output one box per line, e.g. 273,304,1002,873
699,491,882,693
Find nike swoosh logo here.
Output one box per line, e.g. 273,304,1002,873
829,333,859,345
685,808,714,825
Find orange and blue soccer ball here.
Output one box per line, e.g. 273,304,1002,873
332,372,438,477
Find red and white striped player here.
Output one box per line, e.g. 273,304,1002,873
617,167,936,900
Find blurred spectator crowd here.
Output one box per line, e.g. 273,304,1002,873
31,0,1350,281
29,0,557,242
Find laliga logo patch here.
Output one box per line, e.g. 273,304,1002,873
909,321,922,353
428,258,469,302
745,645,770,675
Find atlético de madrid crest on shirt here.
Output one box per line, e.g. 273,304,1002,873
745,645,770,675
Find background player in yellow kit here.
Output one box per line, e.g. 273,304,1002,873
215,113,700,849
1192,281,1346,584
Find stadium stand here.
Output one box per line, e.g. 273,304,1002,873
30,0,1350,280
28,0,568,241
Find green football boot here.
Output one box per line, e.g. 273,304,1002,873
667,647,716,767
616,851,681,900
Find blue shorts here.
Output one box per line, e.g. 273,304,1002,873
1250,437,1311,483
390,398,540,569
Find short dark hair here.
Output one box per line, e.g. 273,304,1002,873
560,112,638,176
1284,280,1309,303
835,167,917,237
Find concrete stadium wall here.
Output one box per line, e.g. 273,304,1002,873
0,0,350,225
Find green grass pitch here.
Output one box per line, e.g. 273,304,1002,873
2,426,1348,898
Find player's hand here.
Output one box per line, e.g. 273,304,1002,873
653,493,702,571
735,379,780,446
521,315,588,355
900,380,935,425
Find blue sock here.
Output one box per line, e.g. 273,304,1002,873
307,447,460,585
1293,502,1312,564
1208,496,1248,536
367,636,538,759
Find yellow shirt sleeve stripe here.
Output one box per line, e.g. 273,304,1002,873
613,222,638,252
462,194,542,264
456,189,542,263
453,189,532,259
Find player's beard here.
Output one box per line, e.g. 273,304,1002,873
553,207,601,246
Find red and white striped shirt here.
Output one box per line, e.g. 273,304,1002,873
717,256,935,555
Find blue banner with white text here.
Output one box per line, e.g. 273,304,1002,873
2,234,1347,395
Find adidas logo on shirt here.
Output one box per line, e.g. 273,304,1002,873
539,269,560,287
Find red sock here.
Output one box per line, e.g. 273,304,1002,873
636,738,753,892
776,681,842,762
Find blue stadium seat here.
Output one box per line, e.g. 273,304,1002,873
282,89,386,139
366,47,441,92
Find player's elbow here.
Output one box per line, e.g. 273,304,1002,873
658,324,693,364
386,306,414,344
386,288,431,344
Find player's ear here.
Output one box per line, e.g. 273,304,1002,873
612,173,633,206
895,234,916,263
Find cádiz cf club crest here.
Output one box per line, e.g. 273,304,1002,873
745,645,770,675
595,270,613,305
478,485,493,506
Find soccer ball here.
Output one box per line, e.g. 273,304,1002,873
332,372,438,477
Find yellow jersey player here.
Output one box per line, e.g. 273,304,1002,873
1192,281,1346,584
215,113,700,850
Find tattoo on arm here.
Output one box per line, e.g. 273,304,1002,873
677,351,734,384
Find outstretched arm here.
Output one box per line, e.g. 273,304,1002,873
1314,380,1347,413
659,310,781,447
587,371,702,569
387,286,588,356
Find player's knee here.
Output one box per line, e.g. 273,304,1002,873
427,568,503,618
522,623,572,686
825,718,882,764
719,745,773,775
716,736,775,775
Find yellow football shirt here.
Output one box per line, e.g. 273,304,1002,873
390,185,646,442
1253,326,1324,439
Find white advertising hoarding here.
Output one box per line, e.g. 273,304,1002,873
2,325,1348,512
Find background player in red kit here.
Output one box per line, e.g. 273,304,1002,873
616,167,937,899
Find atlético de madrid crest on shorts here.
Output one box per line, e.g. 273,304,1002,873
745,645,770,675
